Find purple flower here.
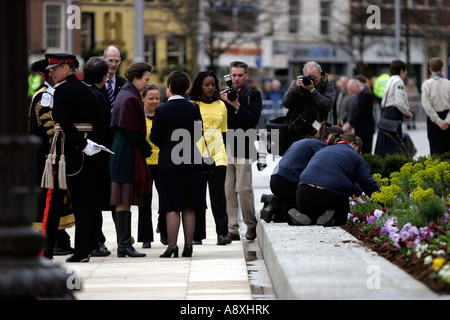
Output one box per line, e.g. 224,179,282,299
380,218,398,236
366,215,376,225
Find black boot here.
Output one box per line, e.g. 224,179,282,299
116,211,146,258
260,194,280,223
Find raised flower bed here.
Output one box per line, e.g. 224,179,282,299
342,157,450,295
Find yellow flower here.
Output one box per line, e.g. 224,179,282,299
432,257,445,270
411,186,435,203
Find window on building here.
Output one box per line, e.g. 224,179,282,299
289,0,301,34
45,3,64,50
320,0,331,35
144,35,157,69
167,36,185,67
81,13,95,52
210,1,258,33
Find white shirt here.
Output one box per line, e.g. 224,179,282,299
421,75,450,125
381,75,410,114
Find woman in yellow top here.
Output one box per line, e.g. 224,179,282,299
190,71,231,245
137,84,163,248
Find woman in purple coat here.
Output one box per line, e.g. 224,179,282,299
110,62,153,258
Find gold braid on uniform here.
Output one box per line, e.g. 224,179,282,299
41,112,55,144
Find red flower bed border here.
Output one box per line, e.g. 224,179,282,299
341,223,450,295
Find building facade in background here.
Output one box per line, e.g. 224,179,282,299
28,0,450,89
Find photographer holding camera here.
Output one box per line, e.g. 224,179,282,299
220,61,262,241
282,61,336,143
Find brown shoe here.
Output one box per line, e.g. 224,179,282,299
245,228,256,240
227,232,240,241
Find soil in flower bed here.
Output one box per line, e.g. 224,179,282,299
341,223,450,295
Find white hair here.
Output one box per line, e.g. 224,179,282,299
348,78,362,87
303,61,322,74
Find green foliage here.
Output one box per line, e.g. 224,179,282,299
362,153,411,178
362,153,385,176
358,157,449,228
418,196,446,224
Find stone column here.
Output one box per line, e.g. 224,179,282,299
0,0,74,299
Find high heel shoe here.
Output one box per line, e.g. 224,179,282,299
160,244,179,258
182,244,193,257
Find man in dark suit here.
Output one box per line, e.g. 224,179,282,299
83,56,113,257
344,79,375,154
101,46,127,109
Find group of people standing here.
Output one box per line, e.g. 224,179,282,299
29,49,450,261
29,47,263,262
262,57,450,227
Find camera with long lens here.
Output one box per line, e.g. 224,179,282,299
223,74,238,101
301,74,315,86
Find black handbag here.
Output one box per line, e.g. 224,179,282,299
377,81,400,133
376,117,400,132
202,133,215,174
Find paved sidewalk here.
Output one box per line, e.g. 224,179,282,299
54,207,254,300
52,123,449,300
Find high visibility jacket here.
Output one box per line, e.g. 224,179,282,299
373,73,390,99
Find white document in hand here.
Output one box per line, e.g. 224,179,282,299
92,141,115,154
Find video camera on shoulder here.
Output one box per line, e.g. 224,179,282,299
301,74,315,86
223,75,238,101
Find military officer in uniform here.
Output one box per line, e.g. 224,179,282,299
45,53,109,262
28,58,74,259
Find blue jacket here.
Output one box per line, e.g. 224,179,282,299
299,143,380,197
274,138,326,184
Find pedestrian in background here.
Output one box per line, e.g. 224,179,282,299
190,71,231,246
137,84,162,248
421,57,450,155
151,70,206,258
109,62,153,258
374,60,413,157
343,78,375,154
334,76,352,127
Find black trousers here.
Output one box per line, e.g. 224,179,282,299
358,133,374,154
137,165,159,243
269,174,297,222
194,165,228,240
66,163,97,258
427,111,450,155
296,184,349,226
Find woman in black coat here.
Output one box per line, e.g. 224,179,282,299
151,70,206,258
